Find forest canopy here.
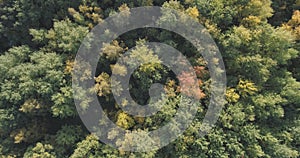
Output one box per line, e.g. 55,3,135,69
0,0,300,157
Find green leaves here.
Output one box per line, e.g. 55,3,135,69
252,93,285,119
31,19,89,54
51,86,76,118
70,134,101,158
55,125,83,146
24,142,56,158
281,76,300,105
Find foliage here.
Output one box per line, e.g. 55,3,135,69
23,143,56,158
0,0,299,157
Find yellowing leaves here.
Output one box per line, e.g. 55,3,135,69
237,79,258,97
116,112,135,129
124,42,163,74
203,19,221,38
162,0,184,11
111,63,127,76
226,88,240,103
70,134,100,158
186,7,199,19
282,10,300,40
11,128,26,143
118,4,130,16
234,26,253,42
242,0,273,20
164,79,178,98
139,62,163,74
101,40,124,60
94,72,111,97
10,121,46,144
241,16,261,27
69,4,103,27
25,142,56,158
19,99,43,113
64,60,74,74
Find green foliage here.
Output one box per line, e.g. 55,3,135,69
0,0,300,157
0,0,81,52
70,134,101,158
24,142,56,158
51,86,76,118
30,19,89,54
269,0,298,26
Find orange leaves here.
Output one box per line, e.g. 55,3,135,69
177,71,206,100
164,66,207,100
194,66,207,78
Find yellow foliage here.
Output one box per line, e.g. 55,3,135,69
128,43,162,73
68,8,84,23
116,112,135,129
164,79,177,97
69,4,103,27
291,10,300,24
79,5,89,13
204,19,221,38
94,72,111,97
243,0,273,19
226,88,240,103
241,16,261,27
10,121,46,144
237,79,258,97
118,4,130,16
186,7,199,19
94,7,102,13
88,23,94,29
11,128,26,143
64,60,74,74
234,26,252,42
183,135,194,144
139,62,163,73
101,40,123,60
19,99,42,113
91,13,101,23
111,63,127,76
120,98,128,107
162,0,184,11
68,8,77,15
283,10,300,40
